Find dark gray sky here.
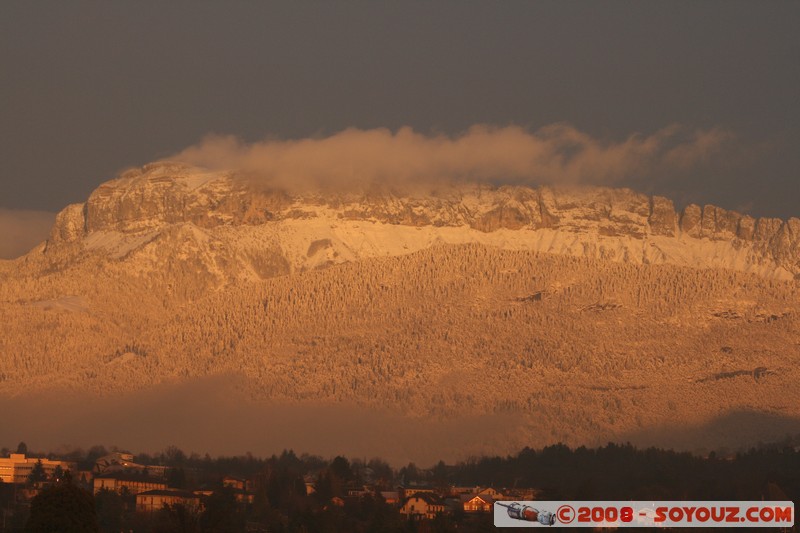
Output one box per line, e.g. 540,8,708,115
1,1,798,218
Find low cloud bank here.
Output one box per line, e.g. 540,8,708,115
0,376,519,466
0,209,55,259
170,123,734,191
3,378,796,465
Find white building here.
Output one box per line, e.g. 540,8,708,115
0,454,76,484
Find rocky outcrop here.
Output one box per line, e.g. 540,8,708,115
737,215,756,241
49,203,86,244
701,205,739,241
44,162,800,280
648,196,677,237
83,164,250,233
680,204,703,238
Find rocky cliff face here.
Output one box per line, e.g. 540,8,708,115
42,162,800,280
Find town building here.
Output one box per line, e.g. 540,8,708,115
136,489,202,513
93,472,167,495
94,452,168,478
398,484,436,500
221,476,255,503
476,486,505,500
400,494,446,520
0,454,76,484
303,476,316,496
461,493,494,513
94,452,137,473
222,476,247,490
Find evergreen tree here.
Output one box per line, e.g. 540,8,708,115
25,480,98,533
200,486,241,533
94,489,126,533
27,460,46,487
330,456,353,483
167,467,187,489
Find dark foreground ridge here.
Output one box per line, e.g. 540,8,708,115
2,439,797,532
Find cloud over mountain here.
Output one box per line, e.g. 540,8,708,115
169,124,734,191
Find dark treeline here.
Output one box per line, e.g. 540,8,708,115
442,442,799,501
2,440,798,532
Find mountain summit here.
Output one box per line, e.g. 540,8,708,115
40,162,800,282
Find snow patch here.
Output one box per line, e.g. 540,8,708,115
85,230,160,258
29,295,89,313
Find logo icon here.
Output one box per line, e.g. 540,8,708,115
557,504,575,524
497,502,557,525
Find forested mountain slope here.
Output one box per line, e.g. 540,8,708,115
2,244,798,451
1,163,798,454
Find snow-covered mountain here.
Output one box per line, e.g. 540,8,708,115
38,162,800,282
2,162,799,460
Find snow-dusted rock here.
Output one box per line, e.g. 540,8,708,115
41,162,800,281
